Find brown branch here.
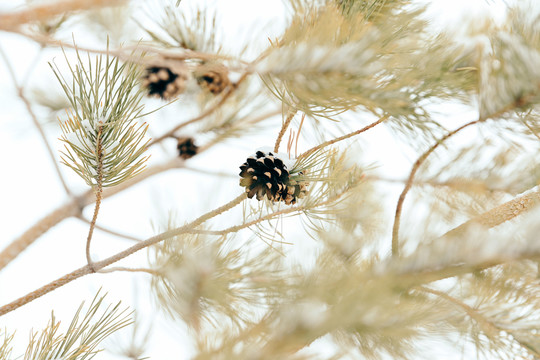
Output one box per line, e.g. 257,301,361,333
0,193,247,316
0,0,126,30
75,215,142,242
0,188,349,316
274,110,296,153
0,158,184,271
443,189,540,239
391,120,481,257
299,115,388,159
98,267,161,276
86,125,104,272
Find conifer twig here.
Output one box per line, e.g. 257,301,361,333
417,286,540,357
274,110,296,153
0,193,247,316
442,188,540,239
86,126,105,272
0,189,344,316
299,114,388,159
76,216,142,242
98,267,161,276
0,158,184,271
0,44,72,197
391,119,481,257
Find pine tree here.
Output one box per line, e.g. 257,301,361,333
1,0,540,359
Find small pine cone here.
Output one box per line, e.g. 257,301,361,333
177,137,198,159
197,66,230,95
239,151,290,201
276,178,309,205
142,65,187,100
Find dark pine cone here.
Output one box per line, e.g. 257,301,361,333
239,151,309,205
239,151,290,201
143,66,187,100
197,67,230,95
275,178,309,205
177,137,198,160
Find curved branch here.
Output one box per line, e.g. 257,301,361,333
391,119,481,257
0,158,184,271
417,286,540,357
299,115,388,159
0,193,247,316
274,110,296,153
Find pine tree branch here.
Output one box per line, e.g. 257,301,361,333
391,94,540,257
391,119,481,257
443,188,540,238
75,215,142,242
0,158,184,271
274,110,296,153
0,0,126,30
86,125,105,273
98,267,161,276
417,286,499,336
0,193,247,317
0,189,344,316
0,44,72,197
299,114,388,159
417,286,540,358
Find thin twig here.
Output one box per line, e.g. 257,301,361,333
98,267,161,276
147,71,251,147
0,44,72,196
0,158,184,271
391,119,481,257
192,191,347,236
274,110,296,153
390,97,533,257
298,115,388,159
0,189,350,316
76,215,142,242
86,126,104,272
417,286,540,357
417,286,498,336
0,192,247,316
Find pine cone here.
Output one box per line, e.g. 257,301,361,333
239,151,308,204
239,151,289,201
177,137,198,160
275,176,309,205
143,66,187,100
197,66,230,95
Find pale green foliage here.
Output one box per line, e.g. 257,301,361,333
0,331,13,360
150,233,288,330
52,49,150,187
476,6,540,118
4,292,132,360
141,1,220,53
260,1,476,144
